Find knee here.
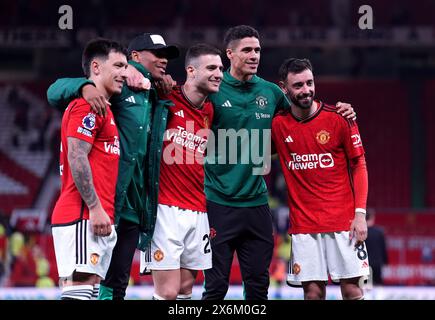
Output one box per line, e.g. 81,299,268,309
179,284,193,296
341,279,364,300
155,287,179,300
304,290,325,300
341,286,363,300
303,282,325,300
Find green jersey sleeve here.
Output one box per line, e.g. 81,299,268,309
46,77,94,111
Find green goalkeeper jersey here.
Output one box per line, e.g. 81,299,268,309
205,70,290,207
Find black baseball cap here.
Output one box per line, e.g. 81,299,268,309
128,33,179,59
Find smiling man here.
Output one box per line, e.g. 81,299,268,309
272,58,369,300
47,33,180,300
202,25,356,300
51,38,127,300
140,43,223,300
202,25,290,300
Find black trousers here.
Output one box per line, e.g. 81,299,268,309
100,218,140,300
202,201,274,300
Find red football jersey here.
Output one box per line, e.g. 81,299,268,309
158,87,213,212
51,98,120,225
272,101,365,234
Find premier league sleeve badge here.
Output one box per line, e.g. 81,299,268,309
82,113,96,130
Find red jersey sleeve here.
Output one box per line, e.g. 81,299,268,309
65,101,103,145
342,118,365,159
350,154,369,210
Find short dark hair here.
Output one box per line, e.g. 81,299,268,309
82,38,128,78
223,25,259,49
278,58,313,82
185,43,222,67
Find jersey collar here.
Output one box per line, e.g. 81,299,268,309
223,69,260,87
291,100,323,123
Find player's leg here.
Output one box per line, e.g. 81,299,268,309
236,204,274,300
152,269,181,300
340,277,364,300
326,231,370,300
53,221,94,300
53,219,117,300
286,233,329,299
177,268,197,300
99,217,139,300
302,281,326,300
145,204,185,300
60,272,99,300
202,201,240,300
178,210,211,300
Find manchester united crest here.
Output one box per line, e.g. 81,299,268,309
255,96,268,109
293,263,301,275
316,130,330,145
90,253,100,265
154,249,164,262
209,227,217,239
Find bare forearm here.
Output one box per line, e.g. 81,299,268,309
67,138,99,209
70,155,98,208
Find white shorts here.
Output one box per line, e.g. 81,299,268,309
52,219,117,279
287,231,370,286
140,204,212,273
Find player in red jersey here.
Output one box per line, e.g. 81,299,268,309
272,58,369,300
140,44,223,300
51,38,128,300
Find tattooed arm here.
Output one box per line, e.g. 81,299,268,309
67,137,112,236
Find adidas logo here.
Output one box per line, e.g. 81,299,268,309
175,110,185,118
125,96,136,103
362,261,369,268
285,135,293,143
221,100,232,107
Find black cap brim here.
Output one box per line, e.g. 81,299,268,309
150,45,180,60
130,44,180,60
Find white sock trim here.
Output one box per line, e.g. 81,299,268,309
92,284,100,299
176,293,192,300
152,293,166,300
61,285,93,300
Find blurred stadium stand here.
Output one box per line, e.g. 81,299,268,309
0,0,434,299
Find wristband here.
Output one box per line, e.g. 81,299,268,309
355,208,367,215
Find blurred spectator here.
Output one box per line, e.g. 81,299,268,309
8,232,37,287
0,216,9,286
421,245,433,263
365,208,388,285
270,234,291,299
271,203,290,237
33,245,55,288
8,87,29,148
29,106,53,152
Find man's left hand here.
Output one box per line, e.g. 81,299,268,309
336,101,356,120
